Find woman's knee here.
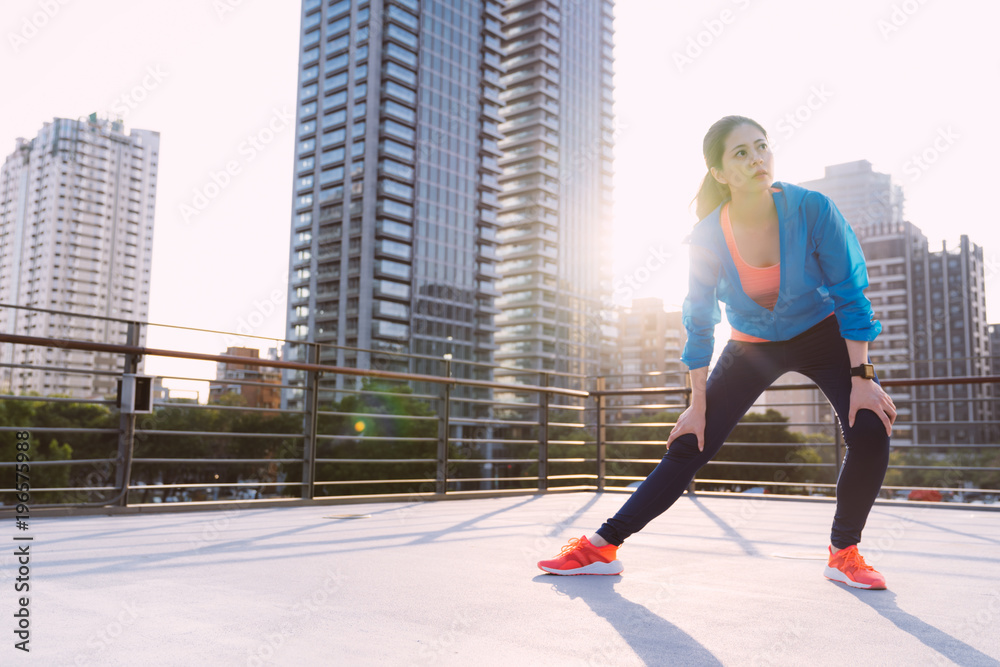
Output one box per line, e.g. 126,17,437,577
845,410,891,455
665,433,722,463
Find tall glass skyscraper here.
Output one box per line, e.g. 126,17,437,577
494,0,616,388
286,0,504,390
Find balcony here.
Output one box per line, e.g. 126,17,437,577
1,304,999,663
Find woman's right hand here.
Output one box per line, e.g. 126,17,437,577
665,403,707,452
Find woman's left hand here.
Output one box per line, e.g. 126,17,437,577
848,378,897,436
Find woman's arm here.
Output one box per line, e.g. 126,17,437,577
844,338,896,436
666,365,709,451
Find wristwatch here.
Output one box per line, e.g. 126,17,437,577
850,363,875,380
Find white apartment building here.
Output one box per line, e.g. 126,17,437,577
0,116,159,398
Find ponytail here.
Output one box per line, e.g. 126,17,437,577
692,115,767,221
694,170,730,220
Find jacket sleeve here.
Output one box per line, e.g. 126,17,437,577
681,242,722,369
810,196,882,341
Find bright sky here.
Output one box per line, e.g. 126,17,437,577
2,0,998,395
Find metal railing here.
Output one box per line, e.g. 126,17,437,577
1,306,998,513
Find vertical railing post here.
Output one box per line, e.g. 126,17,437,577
115,321,141,507
436,356,452,496
301,343,320,500
537,372,549,492
595,376,606,491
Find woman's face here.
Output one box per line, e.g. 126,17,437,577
710,124,773,194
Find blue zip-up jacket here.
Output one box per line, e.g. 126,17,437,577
681,181,880,369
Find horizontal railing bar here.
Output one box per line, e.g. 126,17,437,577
449,438,538,444
316,478,436,485
316,435,438,442
134,430,303,438
0,486,117,493
696,461,833,467
0,426,119,434
891,443,1000,449
609,404,688,410
447,458,537,464
0,332,589,398
131,458,302,464
603,440,670,446
315,458,434,464
546,441,589,446
592,387,690,397
694,478,836,488
889,465,1000,472
448,476,539,483
549,422,585,428
879,484,1000,493
603,440,839,448
548,457,597,463
316,386,440,401
0,361,122,377
897,420,1000,426
547,474,598,480
125,481,301,490
315,410,438,421
450,397,540,408
0,394,116,405
448,418,538,426
158,402,306,415
607,458,831,466
0,458,116,468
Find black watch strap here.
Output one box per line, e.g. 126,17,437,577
850,363,875,380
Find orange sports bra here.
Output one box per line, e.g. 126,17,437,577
721,192,780,343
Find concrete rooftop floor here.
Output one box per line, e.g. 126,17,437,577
5,492,1000,666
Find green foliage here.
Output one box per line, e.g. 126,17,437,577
314,379,439,496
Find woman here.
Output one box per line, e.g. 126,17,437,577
538,116,896,590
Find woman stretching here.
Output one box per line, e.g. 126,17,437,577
538,116,896,590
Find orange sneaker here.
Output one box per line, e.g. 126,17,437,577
537,535,623,575
824,545,887,590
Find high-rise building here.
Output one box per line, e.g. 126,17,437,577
0,116,159,397
910,237,992,444
613,298,686,415
494,0,616,389
800,161,992,445
285,0,504,399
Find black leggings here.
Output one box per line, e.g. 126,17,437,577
596,316,890,550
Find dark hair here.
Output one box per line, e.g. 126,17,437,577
693,115,768,220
